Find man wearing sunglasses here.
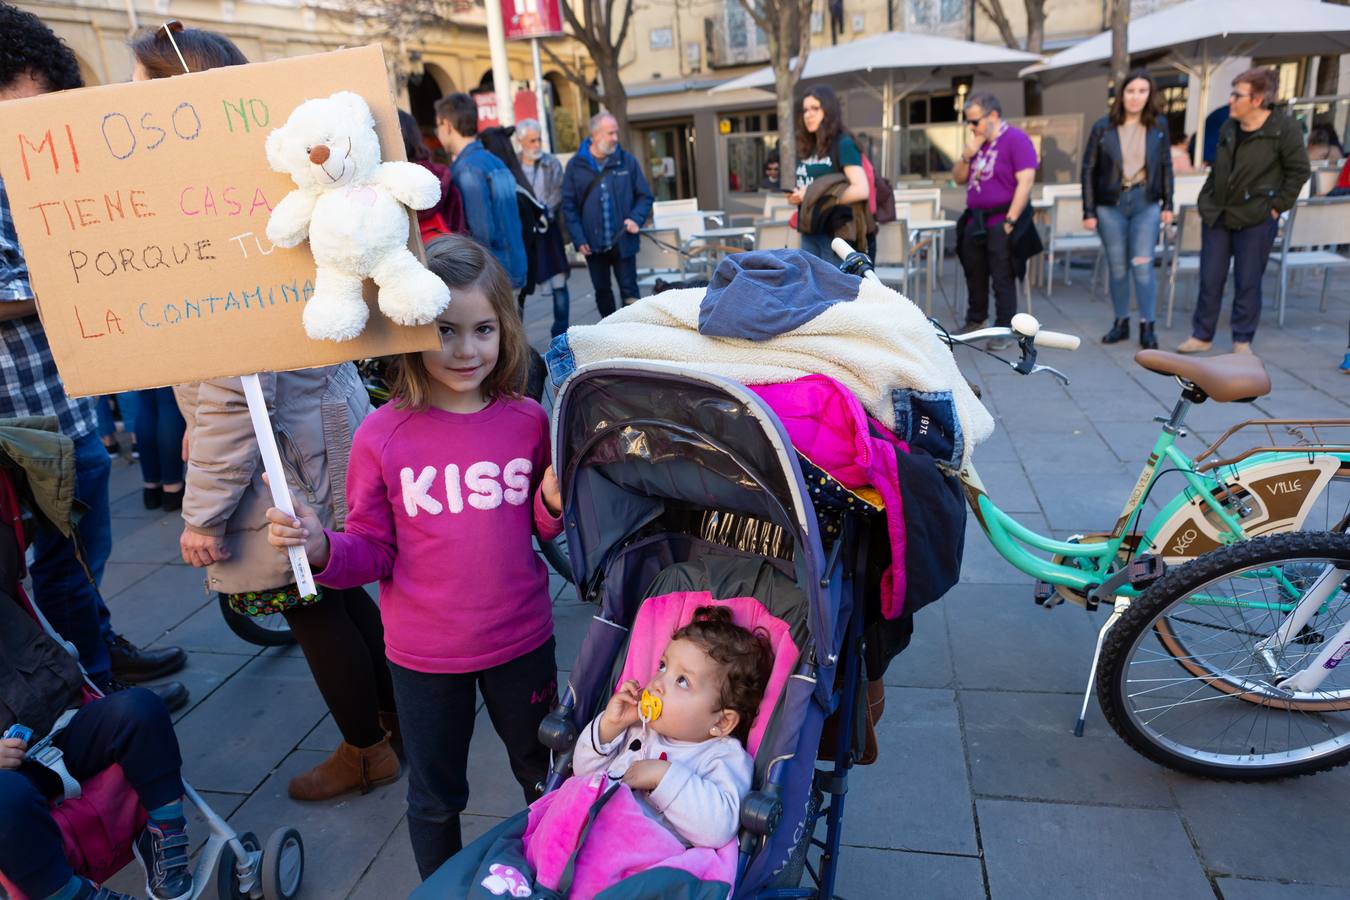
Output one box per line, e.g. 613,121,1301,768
953,92,1038,350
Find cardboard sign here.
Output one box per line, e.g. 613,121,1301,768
0,44,438,397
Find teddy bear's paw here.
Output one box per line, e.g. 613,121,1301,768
303,294,370,342
377,268,451,327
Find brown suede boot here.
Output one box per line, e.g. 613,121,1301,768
287,733,399,802
379,710,403,760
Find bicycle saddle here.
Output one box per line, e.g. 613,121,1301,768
1134,350,1271,402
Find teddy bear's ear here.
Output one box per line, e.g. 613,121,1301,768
329,91,374,127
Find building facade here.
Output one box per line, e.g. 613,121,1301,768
16,0,593,152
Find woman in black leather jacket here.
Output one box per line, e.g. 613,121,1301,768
1081,69,1174,348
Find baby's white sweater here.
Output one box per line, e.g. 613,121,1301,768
572,713,753,848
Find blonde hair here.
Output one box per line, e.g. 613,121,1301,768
386,235,528,411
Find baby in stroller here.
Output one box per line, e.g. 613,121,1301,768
569,606,773,848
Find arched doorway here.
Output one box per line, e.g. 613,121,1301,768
409,61,453,128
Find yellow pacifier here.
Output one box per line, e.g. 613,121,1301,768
638,689,662,723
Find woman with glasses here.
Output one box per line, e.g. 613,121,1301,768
1081,69,1174,350
787,85,871,260
1178,67,1309,354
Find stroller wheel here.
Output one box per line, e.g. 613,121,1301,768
214,831,260,899
261,827,305,900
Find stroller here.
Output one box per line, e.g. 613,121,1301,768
418,360,886,898
0,428,305,900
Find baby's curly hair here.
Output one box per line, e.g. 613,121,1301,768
672,605,775,746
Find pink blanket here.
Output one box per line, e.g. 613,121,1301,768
522,772,737,898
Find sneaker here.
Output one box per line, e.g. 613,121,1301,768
108,633,187,683
987,336,1013,351
953,320,985,337
131,442,140,461
133,818,193,900
1341,351,1350,373
1232,341,1253,355
73,879,137,899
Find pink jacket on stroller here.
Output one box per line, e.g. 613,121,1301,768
750,375,911,618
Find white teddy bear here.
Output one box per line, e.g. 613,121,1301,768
265,91,450,342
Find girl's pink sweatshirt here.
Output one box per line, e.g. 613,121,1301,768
316,397,563,673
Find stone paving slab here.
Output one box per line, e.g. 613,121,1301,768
1215,879,1350,900
845,688,977,856
961,689,1174,807
833,846,986,900
977,798,1215,900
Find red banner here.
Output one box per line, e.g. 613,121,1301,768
502,0,564,40
474,90,541,129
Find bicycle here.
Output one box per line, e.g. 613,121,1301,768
833,239,1350,777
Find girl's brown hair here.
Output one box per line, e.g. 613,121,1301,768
130,22,248,78
386,234,528,411
795,84,845,162
1109,69,1163,129
672,605,774,746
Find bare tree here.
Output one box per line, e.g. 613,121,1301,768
1108,0,1131,93
541,0,635,149
738,0,815,189
327,0,447,93
975,0,1047,113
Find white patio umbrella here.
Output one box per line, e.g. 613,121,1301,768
1020,0,1350,166
710,31,1040,178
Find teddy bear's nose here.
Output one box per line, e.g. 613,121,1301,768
309,144,331,165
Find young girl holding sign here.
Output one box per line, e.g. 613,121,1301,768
267,234,563,878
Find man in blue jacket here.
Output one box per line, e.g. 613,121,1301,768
435,93,527,290
561,113,654,317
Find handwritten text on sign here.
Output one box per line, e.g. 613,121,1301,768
0,45,437,397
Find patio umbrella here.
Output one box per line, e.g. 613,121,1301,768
1020,0,1350,166
709,31,1040,178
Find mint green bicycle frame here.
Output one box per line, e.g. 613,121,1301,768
961,393,1350,600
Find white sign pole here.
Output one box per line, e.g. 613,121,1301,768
240,372,316,597
485,0,516,127
531,37,553,154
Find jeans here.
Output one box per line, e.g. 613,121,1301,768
29,430,114,683
800,232,835,262
1095,185,1161,322
0,688,182,898
134,387,185,486
94,392,140,441
548,275,571,339
584,247,639,318
958,220,1018,327
1193,217,1279,343
389,637,557,879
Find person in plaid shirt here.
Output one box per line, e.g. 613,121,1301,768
1,3,188,709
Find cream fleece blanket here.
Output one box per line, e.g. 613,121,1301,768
558,277,994,464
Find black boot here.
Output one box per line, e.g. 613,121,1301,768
1102,317,1130,344
1139,321,1158,349
107,633,187,682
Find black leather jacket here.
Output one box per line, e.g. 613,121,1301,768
1081,116,1174,218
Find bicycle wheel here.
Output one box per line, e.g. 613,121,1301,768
218,594,296,647
1098,531,1350,780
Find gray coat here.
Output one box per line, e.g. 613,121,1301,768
175,364,370,595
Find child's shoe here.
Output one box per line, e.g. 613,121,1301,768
1340,351,1350,373
73,879,138,899
132,817,193,900
287,732,399,801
